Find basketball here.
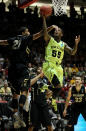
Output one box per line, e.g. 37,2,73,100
40,5,52,17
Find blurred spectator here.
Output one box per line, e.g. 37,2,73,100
33,6,38,17
0,76,4,88
69,2,78,18
72,64,79,75
0,54,4,65
26,7,33,15
64,63,72,78
0,0,5,14
83,66,86,74
80,5,85,19
28,62,33,72
0,80,12,95
70,75,75,86
77,66,85,76
62,79,71,98
84,75,86,86
0,64,5,78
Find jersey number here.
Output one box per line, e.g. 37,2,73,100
52,50,61,58
75,97,82,102
12,40,21,49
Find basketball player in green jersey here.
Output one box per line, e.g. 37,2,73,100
42,16,80,89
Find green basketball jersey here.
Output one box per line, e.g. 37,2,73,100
45,37,65,64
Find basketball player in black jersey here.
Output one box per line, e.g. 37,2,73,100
63,75,86,131
0,26,54,128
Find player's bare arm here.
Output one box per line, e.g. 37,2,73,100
42,16,51,44
64,35,80,55
30,72,44,86
0,40,9,45
63,88,72,117
33,25,55,40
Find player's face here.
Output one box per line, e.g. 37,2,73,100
75,77,82,85
37,67,42,74
23,29,30,36
54,27,63,38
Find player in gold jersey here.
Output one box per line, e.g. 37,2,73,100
42,16,80,89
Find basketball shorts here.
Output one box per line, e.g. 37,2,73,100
30,101,51,127
43,61,63,87
68,103,86,125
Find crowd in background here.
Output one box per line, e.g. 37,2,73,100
0,54,86,99
0,1,86,65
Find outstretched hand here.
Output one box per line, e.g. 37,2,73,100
63,109,67,117
75,35,80,45
0,40,8,45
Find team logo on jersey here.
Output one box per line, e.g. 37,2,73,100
26,46,30,54
60,43,64,47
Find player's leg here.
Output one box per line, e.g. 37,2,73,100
43,62,63,88
51,65,64,98
28,102,39,131
8,82,23,128
52,74,60,88
13,65,30,128
18,78,30,114
52,64,63,88
18,77,30,125
67,104,80,131
40,105,53,131
8,66,19,113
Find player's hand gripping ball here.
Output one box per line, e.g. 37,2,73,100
40,5,52,17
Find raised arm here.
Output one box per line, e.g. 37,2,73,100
33,24,55,40
64,35,80,55
42,16,51,44
0,40,9,45
63,88,72,117
30,72,44,86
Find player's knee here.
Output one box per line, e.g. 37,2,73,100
52,75,60,88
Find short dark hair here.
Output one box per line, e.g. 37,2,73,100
75,74,83,80
19,27,28,34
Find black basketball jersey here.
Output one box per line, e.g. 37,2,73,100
7,35,33,65
71,86,85,104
